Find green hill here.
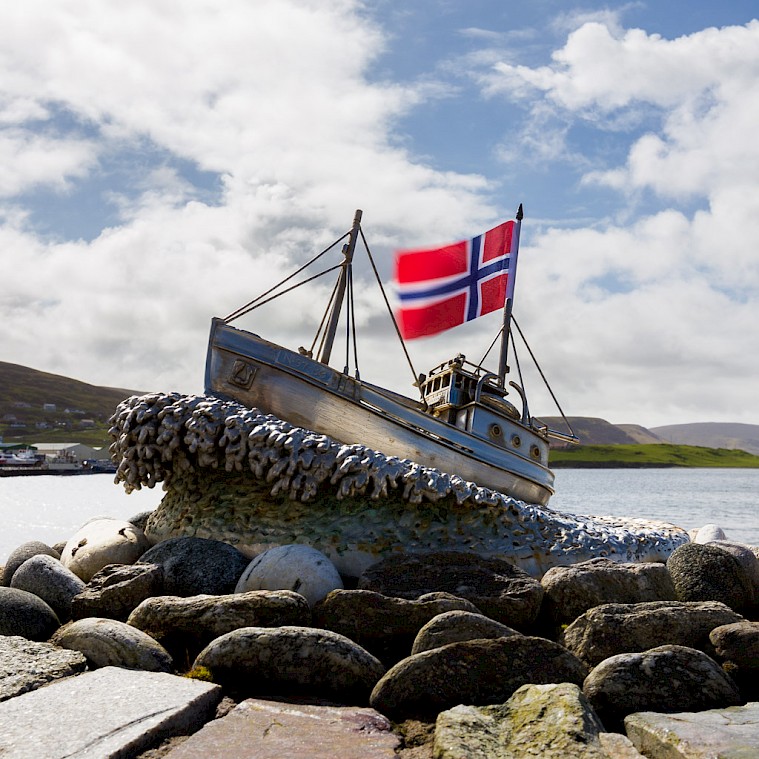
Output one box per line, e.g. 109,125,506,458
550,443,759,468
0,362,142,448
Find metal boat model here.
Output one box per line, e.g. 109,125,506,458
205,209,577,505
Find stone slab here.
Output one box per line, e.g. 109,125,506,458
0,635,86,702
625,702,759,758
0,666,221,758
164,698,401,759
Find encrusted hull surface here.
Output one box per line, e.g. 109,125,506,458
109,392,689,578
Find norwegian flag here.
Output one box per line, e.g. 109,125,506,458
394,219,520,340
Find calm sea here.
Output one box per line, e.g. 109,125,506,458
0,468,757,563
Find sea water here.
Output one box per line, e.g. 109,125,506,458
0,468,757,564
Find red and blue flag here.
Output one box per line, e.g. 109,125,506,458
394,219,520,340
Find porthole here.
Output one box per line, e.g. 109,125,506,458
511,434,521,448
530,445,541,459
489,424,502,439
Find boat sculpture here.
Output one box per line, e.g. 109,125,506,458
205,208,577,505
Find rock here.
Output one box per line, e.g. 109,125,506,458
0,587,60,640
160,698,401,758
127,509,154,532
313,589,480,665
433,683,607,759
693,523,727,543
0,636,86,702
60,518,150,582
709,620,759,700
193,625,386,703
583,644,741,731
51,617,173,672
708,539,759,595
369,635,588,721
358,551,543,629
561,600,743,666
539,557,676,628
667,542,755,612
2,541,61,587
127,590,311,664
411,610,521,655
138,536,249,596
234,544,343,606
71,562,165,621
0,666,221,757
625,702,759,758
10,554,85,622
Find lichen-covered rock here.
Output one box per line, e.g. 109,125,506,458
434,683,607,759
10,554,85,622
667,542,755,612
138,536,249,596
127,590,311,663
193,625,385,702
710,620,759,701
562,600,743,666
584,645,741,732
369,635,588,720
60,519,150,582
0,587,60,641
707,540,759,600
51,617,173,672
71,563,164,622
313,589,480,665
358,551,543,629
234,544,343,606
411,610,520,655
2,541,60,587
539,557,676,628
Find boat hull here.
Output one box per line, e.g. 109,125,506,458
205,319,554,505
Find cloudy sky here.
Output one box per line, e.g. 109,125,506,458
1,0,757,428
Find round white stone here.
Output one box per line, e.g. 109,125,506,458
234,544,343,606
693,524,727,544
60,518,150,582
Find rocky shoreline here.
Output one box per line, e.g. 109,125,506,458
1,516,759,757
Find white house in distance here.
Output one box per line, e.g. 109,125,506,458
31,442,106,463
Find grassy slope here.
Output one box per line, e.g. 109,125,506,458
550,443,759,468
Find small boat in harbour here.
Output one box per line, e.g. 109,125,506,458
205,208,577,505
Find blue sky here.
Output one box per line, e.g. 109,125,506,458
1,1,758,427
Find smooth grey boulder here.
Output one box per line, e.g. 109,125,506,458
127,590,311,663
314,589,480,665
625,702,759,758
10,554,85,622
51,617,173,672
0,636,86,702
358,551,544,629
0,587,60,640
539,557,676,628
561,600,743,666
2,541,59,587
194,625,386,702
138,536,249,596
667,542,755,612
370,635,588,720
434,683,607,759
411,610,521,655
235,544,343,606
583,644,741,731
0,666,221,757
60,518,150,582
161,698,401,758
708,539,759,595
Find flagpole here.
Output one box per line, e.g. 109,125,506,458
497,203,522,386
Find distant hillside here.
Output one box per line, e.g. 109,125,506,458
535,416,642,447
0,361,142,446
651,422,759,456
616,424,664,444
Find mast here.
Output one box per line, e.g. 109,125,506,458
497,203,523,386
318,209,363,365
